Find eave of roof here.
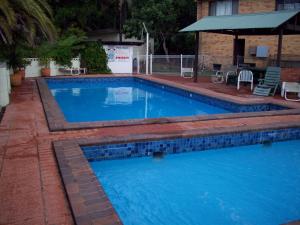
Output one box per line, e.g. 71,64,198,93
180,10,300,35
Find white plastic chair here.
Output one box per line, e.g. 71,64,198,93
282,82,300,101
237,70,253,90
211,71,225,83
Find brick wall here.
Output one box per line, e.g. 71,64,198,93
196,0,300,69
281,68,300,82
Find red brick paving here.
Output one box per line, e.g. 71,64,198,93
0,76,299,225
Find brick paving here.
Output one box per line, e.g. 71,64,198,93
0,76,299,225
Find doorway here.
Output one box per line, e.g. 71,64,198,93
233,38,245,65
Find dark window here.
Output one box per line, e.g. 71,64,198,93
276,0,300,10
209,0,239,16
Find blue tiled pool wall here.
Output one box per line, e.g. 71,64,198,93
81,127,300,162
46,77,287,113
133,78,287,112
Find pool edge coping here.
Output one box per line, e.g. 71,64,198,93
36,75,300,132
53,123,300,225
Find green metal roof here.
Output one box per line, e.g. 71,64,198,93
180,10,300,35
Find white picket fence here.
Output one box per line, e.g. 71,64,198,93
0,63,11,107
25,57,81,77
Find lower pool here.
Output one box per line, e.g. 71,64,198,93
90,139,300,225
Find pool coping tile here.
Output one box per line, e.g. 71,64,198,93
36,75,300,132
53,140,123,225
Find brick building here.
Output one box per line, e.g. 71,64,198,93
196,0,300,74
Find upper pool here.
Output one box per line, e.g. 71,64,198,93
46,77,286,123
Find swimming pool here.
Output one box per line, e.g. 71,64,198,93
89,139,300,225
46,77,287,123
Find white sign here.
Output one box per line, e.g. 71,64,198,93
104,45,133,74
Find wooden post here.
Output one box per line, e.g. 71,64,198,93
194,32,199,83
276,28,283,67
233,34,238,65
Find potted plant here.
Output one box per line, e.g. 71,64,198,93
37,42,53,77
0,43,31,86
38,28,86,76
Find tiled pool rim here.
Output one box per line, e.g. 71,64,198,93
53,124,300,225
37,75,300,131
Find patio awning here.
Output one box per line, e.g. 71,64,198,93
180,10,300,35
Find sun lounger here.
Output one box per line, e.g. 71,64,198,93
253,67,281,96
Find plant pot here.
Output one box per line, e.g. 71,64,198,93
41,68,51,77
10,71,22,86
20,69,25,80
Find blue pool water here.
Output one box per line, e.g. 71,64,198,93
47,78,230,122
90,139,300,225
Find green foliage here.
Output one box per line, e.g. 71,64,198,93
81,42,111,74
0,0,57,45
123,0,196,54
38,27,86,67
0,40,33,71
50,0,118,31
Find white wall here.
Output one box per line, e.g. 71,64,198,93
24,58,81,77
25,58,41,77
104,45,133,74
0,63,10,106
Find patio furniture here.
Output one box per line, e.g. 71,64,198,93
211,71,225,83
237,70,253,90
225,66,238,85
211,63,225,83
281,82,300,101
226,71,238,84
59,67,87,75
181,67,193,78
253,67,281,96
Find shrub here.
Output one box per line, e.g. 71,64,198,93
38,27,86,67
81,42,111,74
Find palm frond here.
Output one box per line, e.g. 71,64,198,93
0,16,13,44
0,0,16,26
18,0,57,42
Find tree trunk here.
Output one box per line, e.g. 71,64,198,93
161,33,169,63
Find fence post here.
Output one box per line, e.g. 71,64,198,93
137,55,140,74
180,54,183,77
150,54,153,74
146,33,149,75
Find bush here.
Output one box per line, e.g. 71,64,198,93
38,27,86,67
81,42,111,74
0,40,32,71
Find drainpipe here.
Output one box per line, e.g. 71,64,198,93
194,32,200,83
276,28,283,67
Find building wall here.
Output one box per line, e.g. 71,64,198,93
196,0,300,70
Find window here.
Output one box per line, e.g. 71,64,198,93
276,0,300,10
209,0,239,16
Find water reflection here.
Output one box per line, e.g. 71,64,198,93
72,88,81,96
105,87,133,105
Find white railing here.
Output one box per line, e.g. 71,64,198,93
25,58,41,77
24,57,81,77
135,54,280,76
0,63,11,106
136,54,196,76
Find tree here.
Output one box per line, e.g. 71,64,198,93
50,0,119,32
0,0,56,45
123,0,176,55
123,0,196,55
81,42,111,74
